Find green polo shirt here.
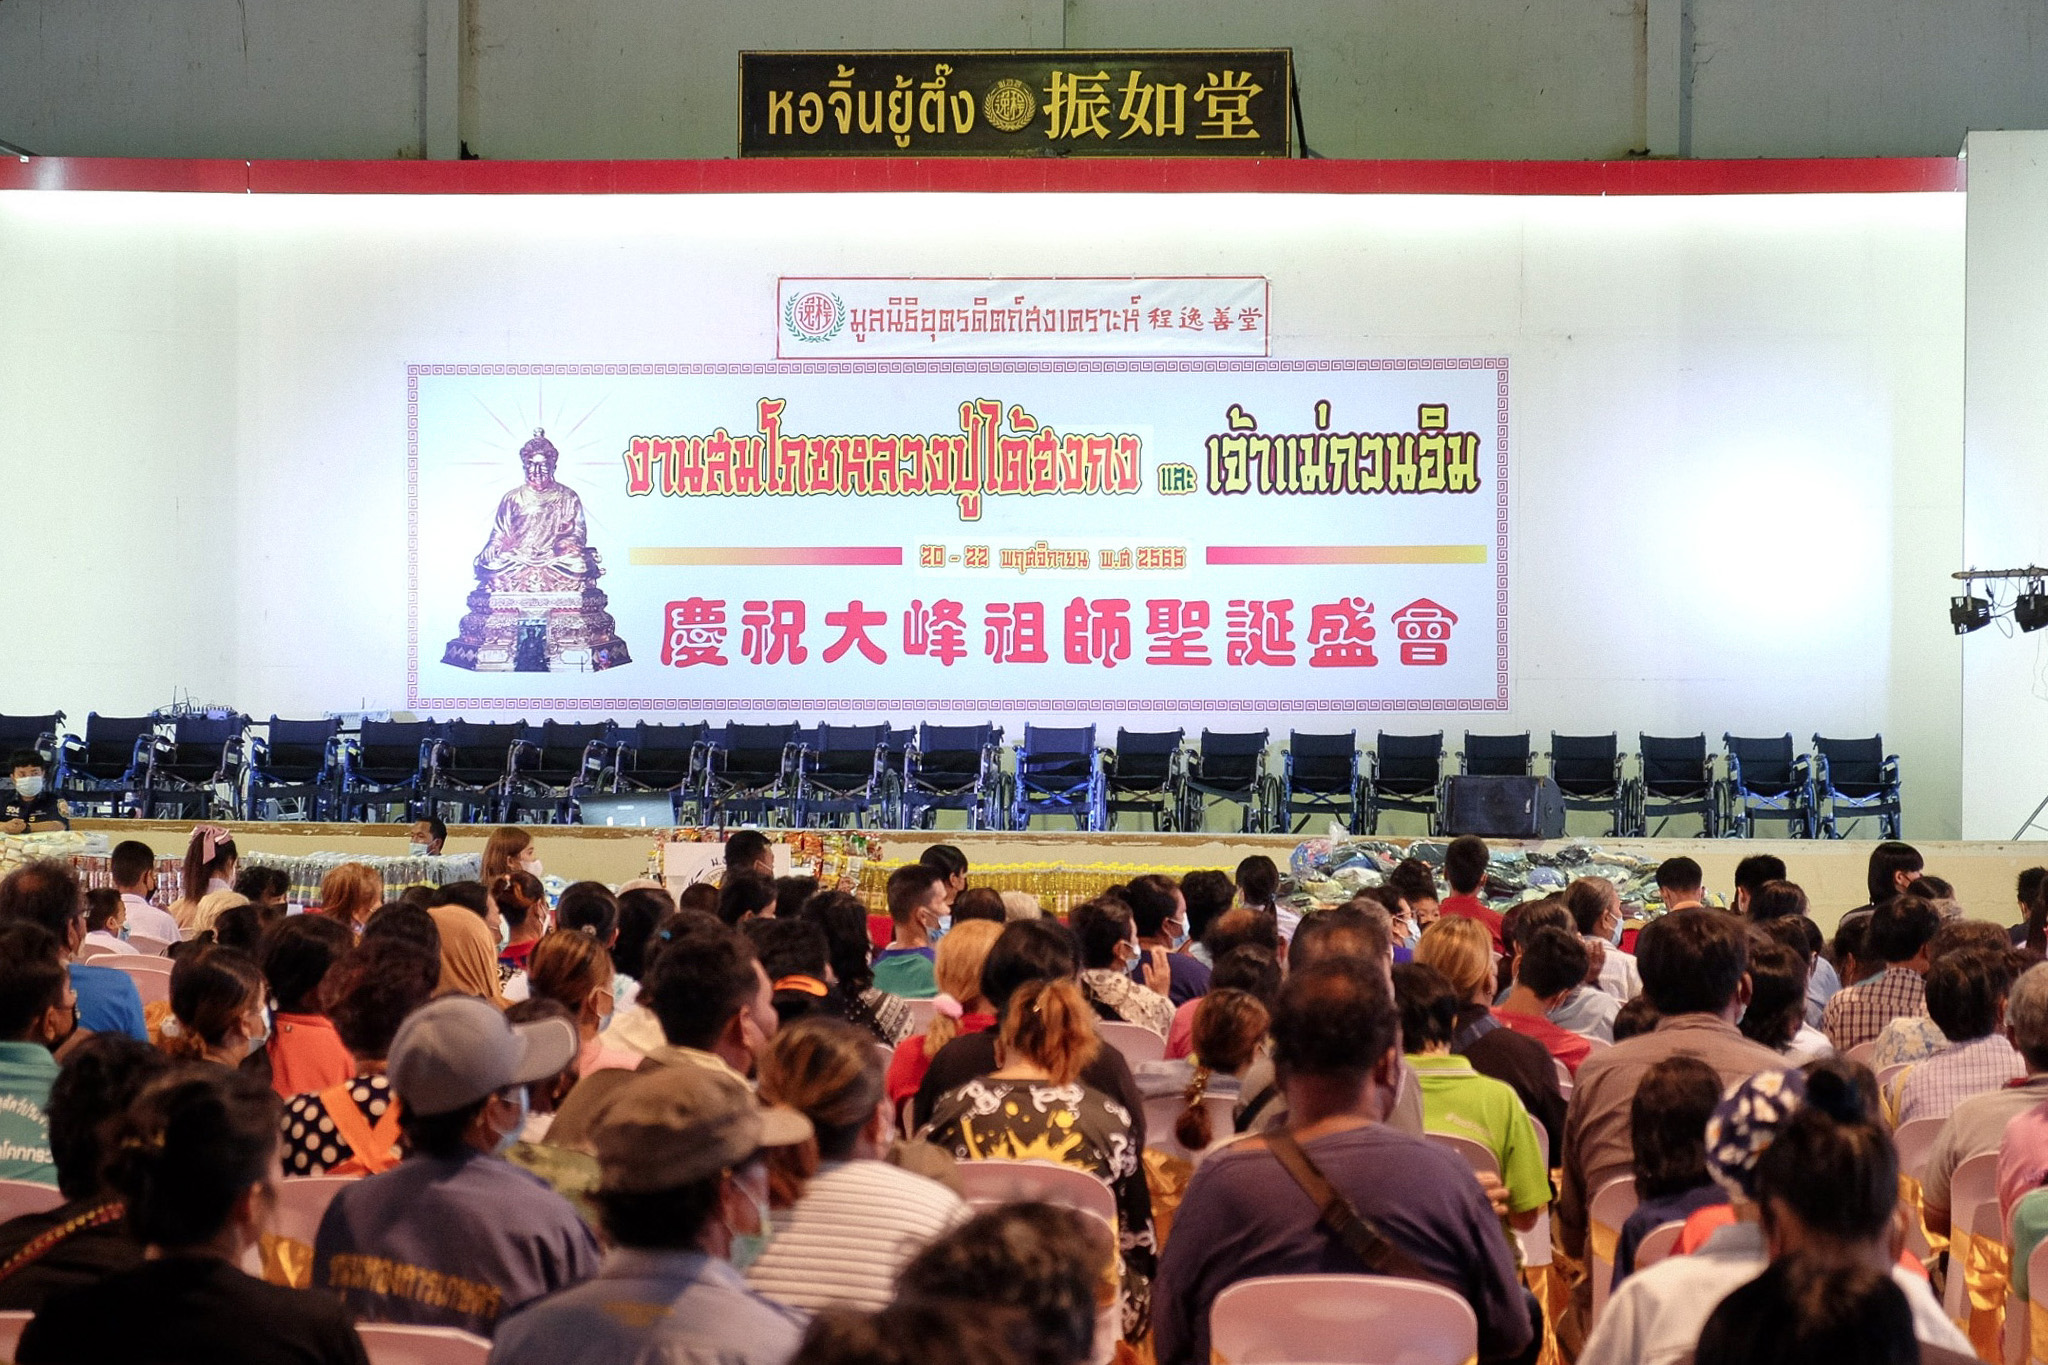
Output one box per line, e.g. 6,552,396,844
1409,1051,1550,1215
0,1041,60,1186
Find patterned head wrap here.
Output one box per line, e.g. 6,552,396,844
1705,1067,1808,1200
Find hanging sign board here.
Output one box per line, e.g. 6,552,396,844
738,49,1294,158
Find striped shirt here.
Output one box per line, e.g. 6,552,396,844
745,1159,968,1315
1893,1034,2026,1127
1821,966,1926,1053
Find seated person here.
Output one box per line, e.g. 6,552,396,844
79,890,129,957
886,919,1002,1112
1746,924,1833,1064
108,840,178,948
281,935,440,1176
0,862,144,1042
1070,895,1175,1038
0,1035,166,1310
260,915,357,1099
1164,944,1280,1063
747,1017,968,1314
1393,962,1548,1231
1135,988,1269,1156
313,996,600,1336
19,1066,367,1365
1495,925,1595,1075
1152,957,1536,1365
1612,1054,1727,1282
873,865,945,1000
487,1065,811,1365
408,817,447,857
1891,947,2022,1126
2,754,68,834
1119,875,1212,1006
1696,1257,1923,1365
1922,960,2048,1239
891,1203,1115,1365
0,925,79,1186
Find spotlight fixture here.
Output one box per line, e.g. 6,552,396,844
2018,582,2048,633
1951,594,1993,634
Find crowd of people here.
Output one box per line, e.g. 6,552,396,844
0,824,2035,1365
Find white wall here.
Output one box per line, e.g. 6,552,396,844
1961,131,2048,839
0,185,1967,831
3,0,2045,162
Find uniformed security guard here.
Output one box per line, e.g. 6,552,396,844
2,752,70,833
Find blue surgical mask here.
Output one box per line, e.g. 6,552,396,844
492,1088,530,1156
1610,919,1625,946
727,1182,775,1272
933,914,952,941
1403,922,1422,951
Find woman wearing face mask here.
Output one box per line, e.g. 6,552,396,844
1565,877,1641,1000
483,826,543,889
526,929,639,1077
1070,896,1175,1037
1120,875,1213,1007
492,871,549,979
18,1067,367,1365
430,899,511,1010
316,863,383,938
160,947,270,1072
311,996,600,1339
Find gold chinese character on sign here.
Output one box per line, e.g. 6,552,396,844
1044,70,1113,139
1193,70,1263,140
1116,70,1186,138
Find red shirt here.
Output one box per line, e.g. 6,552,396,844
1494,1006,1594,1075
1439,892,1505,954
886,1012,996,1105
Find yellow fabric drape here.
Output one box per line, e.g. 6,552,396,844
1901,1171,1949,1261
1957,1228,2010,1363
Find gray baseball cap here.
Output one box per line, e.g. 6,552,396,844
591,1063,812,1192
387,995,579,1117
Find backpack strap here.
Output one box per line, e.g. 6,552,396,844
318,1082,404,1175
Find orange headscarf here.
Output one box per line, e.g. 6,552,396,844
428,904,507,1009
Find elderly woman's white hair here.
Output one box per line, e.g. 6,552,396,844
999,890,1042,922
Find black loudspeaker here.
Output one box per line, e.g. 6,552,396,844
1442,776,1567,839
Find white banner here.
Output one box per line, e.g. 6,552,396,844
776,276,1269,358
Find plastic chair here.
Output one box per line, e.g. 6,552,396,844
1722,733,1816,838
1097,1020,1166,1068
100,954,174,1007
1426,1131,1500,1177
0,1178,63,1221
1844,1040,1877,1068
126,933,173,957
261,1175,359,1287
1813,733,1903,839
1519,1115,1553,1269
1209,1273,1478,1365
953,1159,1117,1224
355,1324,493,1365
1894,1117,1945,1177
1944,1151,2000,1322
1876,1062,1911,1098
1634,1219,1686,1272
77,942,121,961
0,1311,32,1362
1141,1094,1238,1162
1588,1175,1640,1327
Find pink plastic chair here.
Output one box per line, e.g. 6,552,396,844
1844,1040,1878,1068
1142,1093,1238,1162
1587,1175,1639,1327
1518,1115,1553,1270
1634,1218,1686,1272
1209,1273,1477,1365
0,1310,31,1361
1892,1115,1945,1265
954,1159,1118,1225
98,954,173,1007
0,1178,64,1222
126,933,174,957
1098,1020,1166,1067
1552,1057,1574,1100
1425,1131,1499,1177
355,1324,493,1365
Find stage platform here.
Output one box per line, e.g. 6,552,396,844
72,819,2045,932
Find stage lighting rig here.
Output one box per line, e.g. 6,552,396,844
2018,581,2048,633
1951,565,2048,634
1951,594,1992,634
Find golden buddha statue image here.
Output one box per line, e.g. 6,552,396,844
442,429,631,672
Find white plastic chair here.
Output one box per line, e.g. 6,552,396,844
0,1310,31,1362
1518,1115,1553,1270
0,1178,64,1222
99,954,173,1007
1893,1115,1945,1265
1142,1093,1237,1161
77,942,121,961
257,1174,358,1287
903,998,938,1033
356,1324,493,1365
1588,1175,1639,1327
1098,1020,1166,1067
1944,1151,2001,1322
1209,1273,1477,1365
1845,1040,1878,1068
1634,1218,1686,1272
954,1158,1118,1225
1876,1061,1910,1095
126,933,173,957
1552,1057,1574,1100
1426,1130,1500,1177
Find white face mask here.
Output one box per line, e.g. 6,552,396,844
727,1180,775,1272
408,842,431,856
491,1088,530,1156
244,1006,271,1056
520,857,544,879
1610,917,1625,946
12,777,43,801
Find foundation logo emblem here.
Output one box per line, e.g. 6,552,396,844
984,79,1037,133
784,290,846,343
